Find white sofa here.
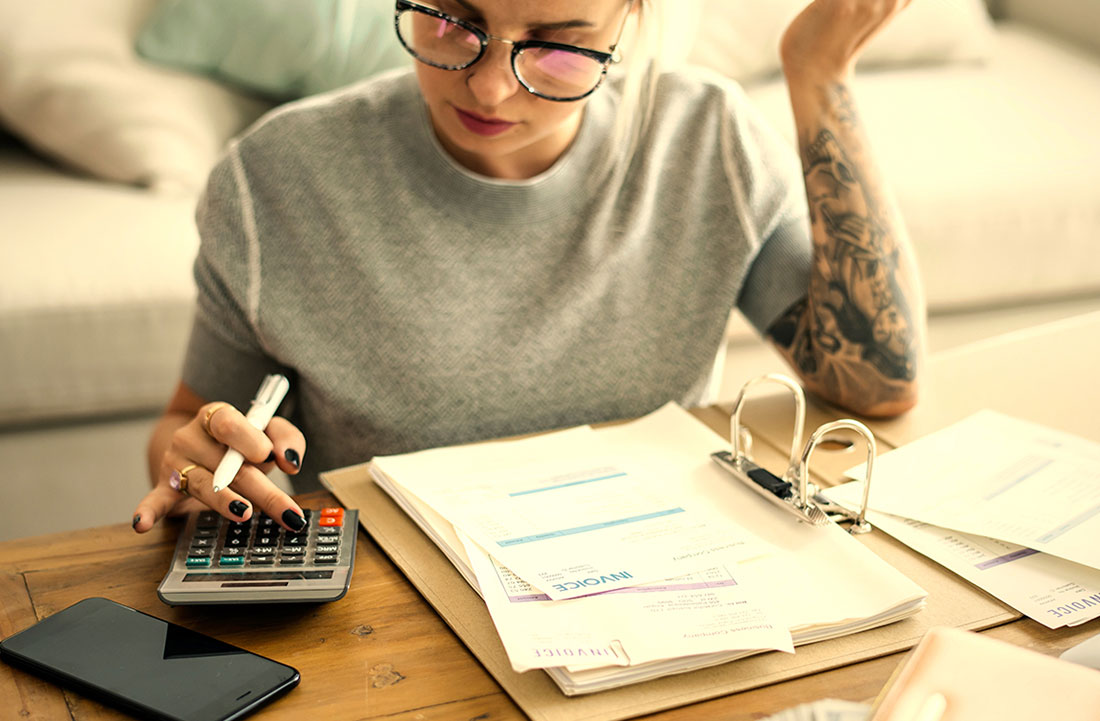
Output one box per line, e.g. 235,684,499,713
2,1,1099,441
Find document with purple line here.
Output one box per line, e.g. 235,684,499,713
833,409,1100,571
460,530,793,672
376,452,748,600
820,490,1100,629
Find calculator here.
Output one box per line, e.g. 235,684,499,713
157,507,358,605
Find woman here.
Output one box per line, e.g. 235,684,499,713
133,0,924,534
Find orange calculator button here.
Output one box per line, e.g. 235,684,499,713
319,513,344,527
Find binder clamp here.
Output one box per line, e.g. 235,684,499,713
710,373,874,534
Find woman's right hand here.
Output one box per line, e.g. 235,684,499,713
132,387,308,534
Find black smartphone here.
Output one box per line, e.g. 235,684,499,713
0,597,299,721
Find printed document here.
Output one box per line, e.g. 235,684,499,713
824,484,1100,629
367,403,927,695
460,530,793,672
376,449,749,600
834,410,1100,571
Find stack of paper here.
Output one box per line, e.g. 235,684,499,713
368,403,927,695
827,409,1100,629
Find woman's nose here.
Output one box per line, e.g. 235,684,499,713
464,39,520,107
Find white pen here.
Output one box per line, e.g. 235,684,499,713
212,374,290,492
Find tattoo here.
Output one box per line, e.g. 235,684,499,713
830,84,859,130
769,84,918,411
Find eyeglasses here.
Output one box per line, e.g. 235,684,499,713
394,0,632,102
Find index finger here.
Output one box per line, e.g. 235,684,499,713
203,402,274,466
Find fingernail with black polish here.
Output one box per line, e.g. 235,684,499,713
285,448,301,469
282,509,307,532
132,514,141,530
264,451,276,463
229,500,249,518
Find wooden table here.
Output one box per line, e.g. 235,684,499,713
5,312,1100,720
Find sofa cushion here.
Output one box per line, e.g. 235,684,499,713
0,143,198,425
743,22,1100,310
688,0,996,84
0,0,271,192
136,0,411,101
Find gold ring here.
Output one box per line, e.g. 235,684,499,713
169,463,200,496
202,403,229,437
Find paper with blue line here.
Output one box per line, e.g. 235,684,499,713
375,446,749,600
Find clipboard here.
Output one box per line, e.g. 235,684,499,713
321,409,1018,721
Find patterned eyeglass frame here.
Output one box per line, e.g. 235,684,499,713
393,0,635,102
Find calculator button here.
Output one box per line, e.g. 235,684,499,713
320,507,343,516
284,534,309,545
197,511,219,527
318,527,340,536
250,546,276,556
254,536,276,546
187,548,212,558
315,545,339,554
313,554,338,564
249,556,275,565
225,537,246,547
219,556,245,566
280,547,305,556
318,516,342,527
220,547,243,557
279,556,305,565
186,557,212,568
193,528,218,538
190,537,214,549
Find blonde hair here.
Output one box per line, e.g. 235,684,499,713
604,0,666,180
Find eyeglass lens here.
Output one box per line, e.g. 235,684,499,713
396,6,607,100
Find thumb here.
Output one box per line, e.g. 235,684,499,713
132,485,195,533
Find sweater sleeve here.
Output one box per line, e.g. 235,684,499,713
181,142,289,411
721,82,813,335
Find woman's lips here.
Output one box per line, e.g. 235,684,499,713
455,107,517,136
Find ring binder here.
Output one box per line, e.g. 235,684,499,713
710,373,875,533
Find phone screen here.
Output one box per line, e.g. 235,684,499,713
1,597,299,721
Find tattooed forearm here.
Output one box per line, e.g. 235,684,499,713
829,83,859,129
770,82,924,416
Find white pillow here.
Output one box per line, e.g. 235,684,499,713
0,0,271,192
687,0,996,84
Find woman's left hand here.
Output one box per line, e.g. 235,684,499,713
780,0,912,83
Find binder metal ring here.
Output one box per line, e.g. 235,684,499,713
710,373,876,533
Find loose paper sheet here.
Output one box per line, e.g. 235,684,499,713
821,489,1100,629
834,410,1100,571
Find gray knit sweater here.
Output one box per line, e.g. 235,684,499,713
182,67,811,489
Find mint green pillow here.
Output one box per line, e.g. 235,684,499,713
136,0,410,101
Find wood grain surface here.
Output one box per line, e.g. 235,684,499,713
3,491,1098,721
